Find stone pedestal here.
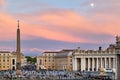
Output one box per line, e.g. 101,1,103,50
16,62,21,76
16,69,21,75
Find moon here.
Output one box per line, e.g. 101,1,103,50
90,3,94,7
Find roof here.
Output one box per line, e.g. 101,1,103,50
0,51,11,53
44,51,60,53
60,49,74,52
55,53,69,57
43,49,74,54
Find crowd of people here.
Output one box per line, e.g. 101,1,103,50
0,69,113,80
0,70,83,80
0,64,113,80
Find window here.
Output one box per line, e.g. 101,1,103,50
7,60,9,62
49,57,50,62
45,54,46,56
70,59,72,62
39,59,41,65
3,60,5,62
12,59,15,65
52,66,54,68
3,66,5,68
52,54,54,56
52,59,54,62
45,59,46,62
49,54,50,56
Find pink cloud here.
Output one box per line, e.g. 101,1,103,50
0,0,4,5
21,23,89,43
0,13,17,40
0,9,120,43
36,10,120,36
0,12,89,43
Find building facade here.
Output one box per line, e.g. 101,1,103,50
0,21,24,71
36,50,73,71
72,36,120,79
0,51,16,70
36,36,120,79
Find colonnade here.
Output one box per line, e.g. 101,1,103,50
73,57,116,71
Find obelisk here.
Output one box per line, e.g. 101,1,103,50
16,20,21,75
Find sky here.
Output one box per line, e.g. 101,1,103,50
0,0,120,56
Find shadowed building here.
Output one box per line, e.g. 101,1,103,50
36,49,73,71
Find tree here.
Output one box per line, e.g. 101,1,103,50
25,56,36,63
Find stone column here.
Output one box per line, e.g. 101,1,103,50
73,57,77,71
88,58,90,71
92,58,94,71
81,58,85,71
101,57,102,68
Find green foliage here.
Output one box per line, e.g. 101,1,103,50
25,56,36,63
